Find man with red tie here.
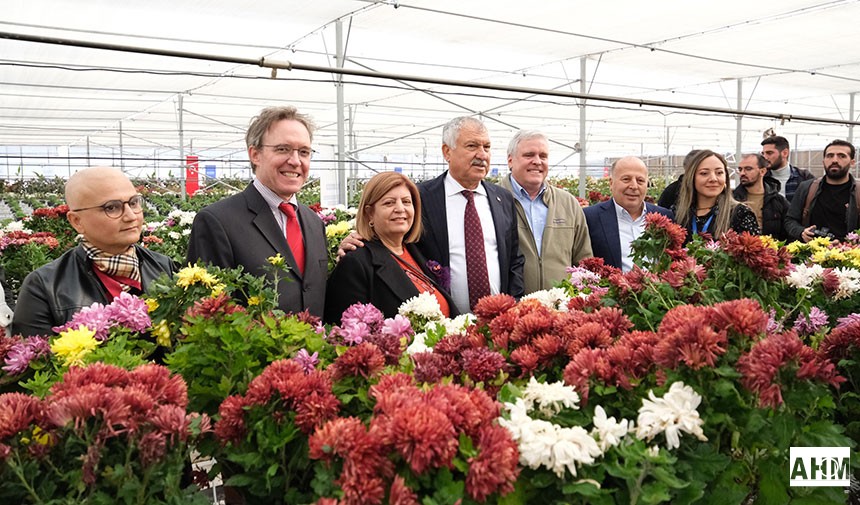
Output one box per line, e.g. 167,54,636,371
11,167,175,337
187,106,327,316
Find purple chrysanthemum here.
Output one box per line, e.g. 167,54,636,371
53,302,113,340
294,348,320,374
382,315,413,340
2,336,50,375
340,303,384,331
836,313,860,328
106,292,152,332
340,321,371,345
766,308,783,334
793,307,829,336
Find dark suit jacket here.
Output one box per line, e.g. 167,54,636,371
417,172,525,301
187,183,327,317
583,199,674,269
324,240,458,324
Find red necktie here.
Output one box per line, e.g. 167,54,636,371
278,202,305,275
462,190,490,309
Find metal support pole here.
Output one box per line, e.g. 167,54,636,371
735,79,742,170
578,57,587,198
86,136,90,166
336,19,347,206
178,94,186,202
849,92,855,146
118,120,124,171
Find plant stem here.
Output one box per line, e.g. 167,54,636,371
10,451,44,504
629,462,650,505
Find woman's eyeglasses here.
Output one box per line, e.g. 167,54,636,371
72,194,145,218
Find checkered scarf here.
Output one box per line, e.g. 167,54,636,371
81,239,141,291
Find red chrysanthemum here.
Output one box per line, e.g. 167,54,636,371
50,363,130,399
566,322,613,357
466,424,520,502
330,343,386,381
382,404,458,473
0,392,42,440
487,310,518,350
425,384,498,438
577,256,621,279
472,294,517,326
644,212,687,251
819,319,860,362
389,474,420,505
184,292,245,321
821,268,841,297
461,348,507,383
128,363,188,407
719,230,790,280
567,292,603,311
411,352,458,384
368,372,414,401
737,331,845,408
531,333,565,362
509,305,555,344
509,345,540,376
213,395,249,444
710,298,769,340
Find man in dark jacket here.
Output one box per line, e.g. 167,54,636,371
732,153,790,240
761,136,814,203
785,140,859,242
11,167,175,337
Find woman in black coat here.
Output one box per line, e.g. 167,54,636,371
324,172,457,324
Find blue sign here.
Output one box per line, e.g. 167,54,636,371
205,164,216,178
394,166,403,173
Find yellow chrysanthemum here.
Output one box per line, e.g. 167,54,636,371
210,283,226,297
785,241,804,255
326,221,352,239
844,248,860,267
22,426,52,446
247,296,262,306
144,298,159,313
759,235,779,250
267,253,285,266
176,265,220,289
51,326,100,366
808,236,832,251
152,319,171,347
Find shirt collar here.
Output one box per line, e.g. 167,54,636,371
254,178,298,210
445,172,487,197
508,174,546,201
612,198,646,220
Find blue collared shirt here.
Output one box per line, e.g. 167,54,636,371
509,175,548,255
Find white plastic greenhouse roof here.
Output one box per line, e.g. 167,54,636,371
3,0,860,180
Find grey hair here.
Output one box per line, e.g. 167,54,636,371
442,116,486,149
506,130,547,158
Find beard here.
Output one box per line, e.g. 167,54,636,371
825,164,850,180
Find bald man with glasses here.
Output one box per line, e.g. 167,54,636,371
11,166,175,337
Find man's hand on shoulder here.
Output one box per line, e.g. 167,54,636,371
337,231,366,261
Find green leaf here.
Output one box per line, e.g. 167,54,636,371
757,459,789,505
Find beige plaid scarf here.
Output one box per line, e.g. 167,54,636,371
81,239,141,291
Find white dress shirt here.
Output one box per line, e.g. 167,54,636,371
444,173,501,314
613,199,647,272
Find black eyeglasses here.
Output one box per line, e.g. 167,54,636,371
262,144,315,160
72,194,144,218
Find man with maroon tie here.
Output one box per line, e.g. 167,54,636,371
187,106,327,316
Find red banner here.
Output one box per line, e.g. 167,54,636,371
185,155,199,196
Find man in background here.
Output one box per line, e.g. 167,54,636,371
584,157,674,271
498,130,591,294
761,135,814,203
732,153,789,240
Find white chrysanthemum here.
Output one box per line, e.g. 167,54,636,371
439,313,476,336
398,291,443,320
168,209,197,227
406,331,430,355
522,287,571,311
2,221,30,234
785,263,824,289
521,376,580,416
590,405,630,451
635,381,707,450
182,228,191,236
832,267,860,300
168,231,181,240
550,426,603,477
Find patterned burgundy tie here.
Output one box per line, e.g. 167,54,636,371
461,190,490,309
278,202,305,275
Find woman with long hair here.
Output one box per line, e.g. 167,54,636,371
324,172,456,323
674,150,760,241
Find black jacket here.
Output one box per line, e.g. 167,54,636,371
324,240,458,324
732,176,790,240
785,174,860,241
10,245,175,337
